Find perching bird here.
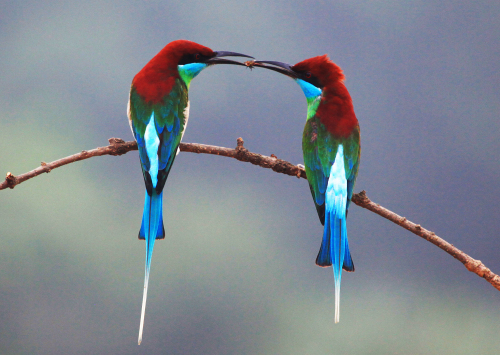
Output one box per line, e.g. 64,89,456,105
128,40,252,344
252,56,360,323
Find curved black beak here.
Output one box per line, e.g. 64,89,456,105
251,60,298,79
206,51,254,66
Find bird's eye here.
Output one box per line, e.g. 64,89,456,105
305,72,312,79
195,53,201,60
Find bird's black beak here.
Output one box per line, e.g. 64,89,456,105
250,60,299,79
205,51,254,66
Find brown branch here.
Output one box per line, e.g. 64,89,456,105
0,138,304,191
2,137,499,292
184,137,306,179
351,191,500,291
1,138,138,190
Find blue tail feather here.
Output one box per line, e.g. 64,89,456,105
141,189,163,275
331,213,344,290
316,212,354,272
316,214,332,267
318,206,352,323
138,189,163,344
331,213,347,323
342,236,355,272
139,191,165,240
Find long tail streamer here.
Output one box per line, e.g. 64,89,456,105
138,190,163,345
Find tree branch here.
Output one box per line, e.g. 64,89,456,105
351,192,500,291
2,137,499,292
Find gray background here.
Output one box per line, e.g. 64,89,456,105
1,1,499,354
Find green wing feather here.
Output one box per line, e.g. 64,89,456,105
302,116,360,225
129,78,189,195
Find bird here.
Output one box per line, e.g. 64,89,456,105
127,40,253,344
251,56,360,323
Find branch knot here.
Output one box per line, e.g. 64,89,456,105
465,259,484,275
41,162,52,173
5,172,17,189
109,137,125,145
236,137,247,152
108,137,133,156
351,190,368,205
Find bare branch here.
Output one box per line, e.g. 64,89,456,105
2,137,499,292
183,137,306,179
351,191,500,291
1,138,138,190
0,138,304,190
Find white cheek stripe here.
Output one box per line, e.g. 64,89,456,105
144,112,160,188
325,144,347,218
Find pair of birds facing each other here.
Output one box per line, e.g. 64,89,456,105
128,39,360,344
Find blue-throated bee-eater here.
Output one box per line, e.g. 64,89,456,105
252,56,360,323
128,40,252,344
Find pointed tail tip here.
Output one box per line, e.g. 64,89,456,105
138,305,146,345
334,286,340,324
138,269,149,347
138,324,144,345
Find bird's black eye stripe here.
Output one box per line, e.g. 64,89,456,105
179,53,208,65
297,71,321,88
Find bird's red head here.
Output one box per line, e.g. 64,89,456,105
301,56,356,137
146,40,216,72
132,40,252,104
132,40,213,103
291,55,357,137
292,55,345,88
252,55,358,137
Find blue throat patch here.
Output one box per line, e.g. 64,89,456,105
296,79,322,100
296,79,322,119
178,63,208,87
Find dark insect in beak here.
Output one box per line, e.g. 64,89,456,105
250,60,299,79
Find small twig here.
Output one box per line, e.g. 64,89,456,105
2,137,499,292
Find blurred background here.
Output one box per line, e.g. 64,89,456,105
1,1,499,354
